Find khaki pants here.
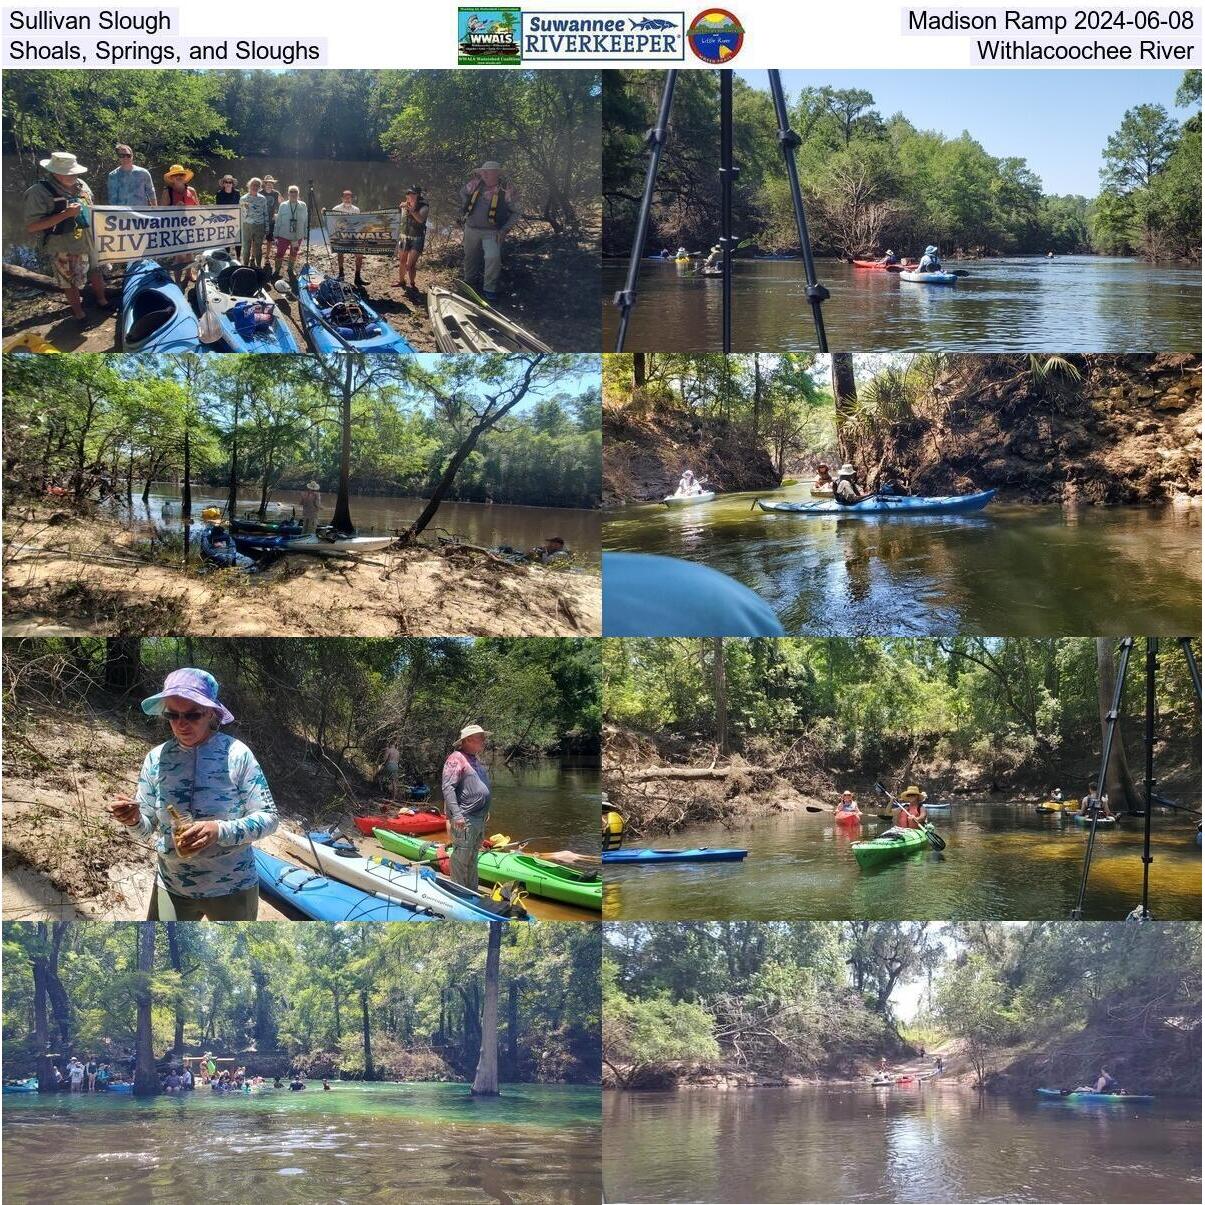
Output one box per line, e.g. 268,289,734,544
450,815,487,892
463,226,503,293
241,224,266,267
149,882,259,921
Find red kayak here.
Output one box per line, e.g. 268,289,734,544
834,810,863,825
354,808,446,837
852,260,913,272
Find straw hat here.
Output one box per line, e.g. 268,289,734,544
900,786,924,800
200,506,223,522
40,151,87,176
164,164,194,184
455,724,490,746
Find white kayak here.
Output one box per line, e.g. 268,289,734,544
663,491,716,506
280,831,514,921
898,270,957,285
283,534,392,556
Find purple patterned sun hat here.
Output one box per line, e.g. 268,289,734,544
141,668,234,725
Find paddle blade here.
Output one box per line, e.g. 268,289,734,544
197,310,223,344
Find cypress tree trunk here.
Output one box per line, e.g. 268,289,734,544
471,926,502,1096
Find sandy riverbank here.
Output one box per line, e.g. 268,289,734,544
3,508,600,637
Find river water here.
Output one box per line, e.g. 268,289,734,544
601,257,1203,353
130,483,601,566
602,802,1202,922
2,1081,601,1204
602,495,1200,635
603,1084,1201,1203
356,760,602,921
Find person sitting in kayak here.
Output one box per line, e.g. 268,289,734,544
198,510,257,572
701,243,722,270
602,800,626,851
676,246,689,258
1080,782,1113,818
813,462,834,492
833,465,876,507
879,466,910,496
676,469,702,497
835,790,861,820
916,245,943,273
878,249,900,266
896,786,929,828
1093,1067,1119,1093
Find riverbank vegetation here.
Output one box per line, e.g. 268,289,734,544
603,71,1200,260
3,354,601,637
602,352,1201,505
3,920,601,1090
603,921,1201,1096
2,637,600,918
602,637,1201,834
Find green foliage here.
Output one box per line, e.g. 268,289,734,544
2,921,600,1084
1,353,599,512
604,73,1104,255
603,637,1201,778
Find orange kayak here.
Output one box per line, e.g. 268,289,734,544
852,260,914,271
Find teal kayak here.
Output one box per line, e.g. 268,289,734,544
757,489,995,516
1073,813,1117,827
1037,1088,1154,1102
851,825,932,869
899,270,957,285
120,259,203,353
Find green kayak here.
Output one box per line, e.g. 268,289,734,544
372,829,602,911
851,825,933,869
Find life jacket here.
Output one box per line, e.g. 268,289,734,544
164,186,198,207
463,182,511,227
834,478,861,506
602,809,625,851
897,803,925,828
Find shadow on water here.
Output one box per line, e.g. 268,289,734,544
604,1084,1202,1203
600,257,1203,353
602,493,1201,635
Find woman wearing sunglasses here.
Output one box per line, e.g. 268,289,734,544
107,668,278,921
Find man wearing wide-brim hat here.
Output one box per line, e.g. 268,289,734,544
442,724,493,890
459,159,519,301
300,480,322,535
22,151,110,321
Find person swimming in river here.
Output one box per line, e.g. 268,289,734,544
833,465,877,507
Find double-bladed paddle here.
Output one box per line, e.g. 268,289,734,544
874,781,946,851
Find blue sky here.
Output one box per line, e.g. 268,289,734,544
741,71,1189,196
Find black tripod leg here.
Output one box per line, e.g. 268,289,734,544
719,69,736,353
766,70,830,352
1140,637,1157,918
1178,636,1201,702
614,71,678,352
1073,636,1134,919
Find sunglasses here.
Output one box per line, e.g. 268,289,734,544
119,153,133,160
163,709,207,723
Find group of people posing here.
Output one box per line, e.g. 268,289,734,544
22,145,522,320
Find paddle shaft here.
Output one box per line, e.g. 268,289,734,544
874,782,945,851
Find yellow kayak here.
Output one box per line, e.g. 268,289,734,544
1035,800,1078,814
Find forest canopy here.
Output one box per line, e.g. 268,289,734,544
603,71,1201,259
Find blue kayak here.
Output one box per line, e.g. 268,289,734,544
899,270,957,285
1036,1088,1153,1102
193,250,300,354
4,1080,38,1093
253,848,435,921
296,266,414,354
757,489,996,516
602,848,748,864
120,259,203,353
106,1082,133,1093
